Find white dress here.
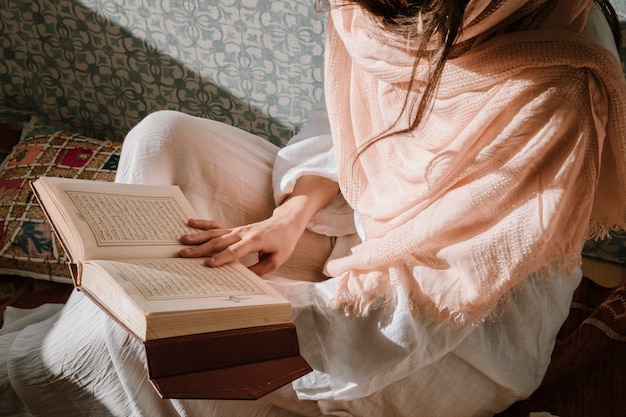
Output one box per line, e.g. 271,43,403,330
0,108,580,417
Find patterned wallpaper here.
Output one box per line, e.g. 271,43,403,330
0,0,326,145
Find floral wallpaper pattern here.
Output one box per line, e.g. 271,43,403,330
0,0,326,146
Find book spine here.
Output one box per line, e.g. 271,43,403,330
144,323,303,378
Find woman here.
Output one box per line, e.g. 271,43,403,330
2,0,625,416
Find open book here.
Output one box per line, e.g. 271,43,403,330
31,176,293,341
31,177,312,399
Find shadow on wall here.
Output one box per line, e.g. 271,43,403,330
0,0,326,146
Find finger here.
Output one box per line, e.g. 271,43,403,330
180,228,231,245
248,254,281,276
187,218,225,230
203,237,263,266
180,233,241,258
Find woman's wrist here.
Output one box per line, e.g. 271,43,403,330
273,175,339,230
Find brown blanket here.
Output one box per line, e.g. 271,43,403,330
498,276,626,417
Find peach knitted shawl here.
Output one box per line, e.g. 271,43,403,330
324,0,626,322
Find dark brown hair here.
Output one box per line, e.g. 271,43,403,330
318,0,469,140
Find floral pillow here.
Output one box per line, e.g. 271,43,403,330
0,125,121,283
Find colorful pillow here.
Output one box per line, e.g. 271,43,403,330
0,125,122,283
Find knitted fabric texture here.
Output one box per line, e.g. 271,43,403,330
324,0,626,322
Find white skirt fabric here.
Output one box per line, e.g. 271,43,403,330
1,110,581,417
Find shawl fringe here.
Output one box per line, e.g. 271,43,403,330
328,249,585,324
585,218,626,241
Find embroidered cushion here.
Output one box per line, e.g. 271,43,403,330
0,124,121,283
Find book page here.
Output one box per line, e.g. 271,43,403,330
105,258,267,300
32,177,199,261
85,258,290,318
82,258,292,339
66,191,197,245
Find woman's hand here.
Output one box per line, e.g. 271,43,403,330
179,214,306,276
179,175,339,276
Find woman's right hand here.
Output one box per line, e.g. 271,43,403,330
179,213,306,276
179,175,339,276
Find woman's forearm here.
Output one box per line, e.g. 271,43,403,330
273,175,339,231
